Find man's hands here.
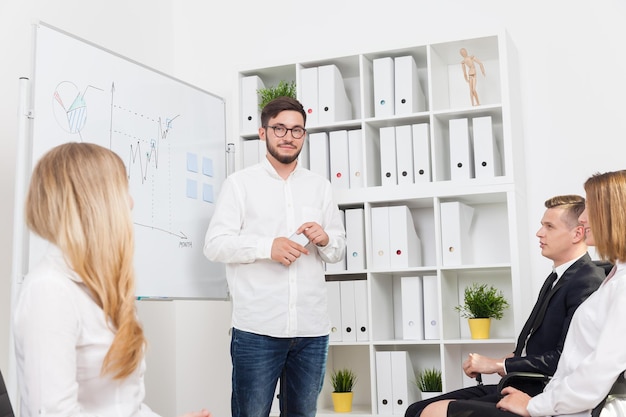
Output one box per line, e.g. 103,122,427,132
462,352,511,378
271,222,329,266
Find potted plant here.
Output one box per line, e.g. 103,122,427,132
416,367,443,400
330,368,357,413
455,283,509,339
257,80,297,110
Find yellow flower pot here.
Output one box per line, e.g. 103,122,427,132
331,392,354,413
468,318,491,339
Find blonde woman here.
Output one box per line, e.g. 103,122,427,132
13,143,211,417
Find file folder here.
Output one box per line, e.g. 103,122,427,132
412,123,432,182
308,132,330,181
376,351,393,414
371,206,391,269
394,55,426,115
389,205,422,268
326,280,342,342
240,75,264,133
347,129,365,188
390,351,419,415
340,280,356,342
318,64,352,124
380,126,397,187
329,130,350,190
354,280,369,341
373,57,395,117
395,125,414,185
440,201,475,266
472,116,502,178
449,118,475,181
400,276,424,340
299,66,319,127
242,139,262,169
422,275,440,340
345,208,366,271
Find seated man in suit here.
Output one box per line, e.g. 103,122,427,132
405,195,606,417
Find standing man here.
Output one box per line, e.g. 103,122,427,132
204,96,346,417
405,195,606,417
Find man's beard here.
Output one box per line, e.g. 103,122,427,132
267,141,301,164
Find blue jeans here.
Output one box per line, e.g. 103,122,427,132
230,328,329,417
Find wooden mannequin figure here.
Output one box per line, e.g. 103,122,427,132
460,47,486,106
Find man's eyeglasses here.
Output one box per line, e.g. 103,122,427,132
265,125,307,139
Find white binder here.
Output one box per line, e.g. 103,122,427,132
371,206,391,269
440,201,475,266
400,276,424,340
373,57,395,117
299,66,319,127
318,64,352,124
412,123,432,182
240,75,264,134
472,116,502,178
449,118,474,181
375,351,393,414
347,129,365,188
354,280,369,341
308,132,330,181
340,280,356,342
329,130,350,190
345,208,366,271
394,55,426,115
395,125,414,185
326,280,342,342
380,126,397,187
388,205,422,268
242,139,262,169
390,351,419,415
422,275,440,340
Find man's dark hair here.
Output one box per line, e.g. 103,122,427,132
261,96,306,127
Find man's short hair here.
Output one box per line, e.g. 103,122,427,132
544,195,585,229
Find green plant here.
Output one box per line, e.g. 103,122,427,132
455,283,509,320
257,80,297,110
416,367,442,392
330,368,357,393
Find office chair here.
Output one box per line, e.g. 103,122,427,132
0,369,15,417
495,260,621,416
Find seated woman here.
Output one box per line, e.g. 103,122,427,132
13,142,212,417
422,170,626,417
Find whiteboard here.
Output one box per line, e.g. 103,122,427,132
27,22,228,299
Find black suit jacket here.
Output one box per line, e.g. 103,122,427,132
505,253,605,376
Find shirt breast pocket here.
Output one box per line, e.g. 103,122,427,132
301,206,323,225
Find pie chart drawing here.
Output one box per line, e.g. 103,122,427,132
52,81,101,137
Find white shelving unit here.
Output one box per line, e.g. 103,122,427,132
236,32,531,417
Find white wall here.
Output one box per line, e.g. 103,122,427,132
2,1,626,416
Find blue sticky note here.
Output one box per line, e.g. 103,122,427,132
186,179,198,199
203,157,214,177
187,153,198,173
203,183,214,203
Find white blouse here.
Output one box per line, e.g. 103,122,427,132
527,262,626,417
13,245,160,417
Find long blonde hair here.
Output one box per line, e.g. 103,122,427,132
25,142,146,379
584,170,626,264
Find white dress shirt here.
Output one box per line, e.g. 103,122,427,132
13,245,160,417
204,158,346,338
527,261,626,417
